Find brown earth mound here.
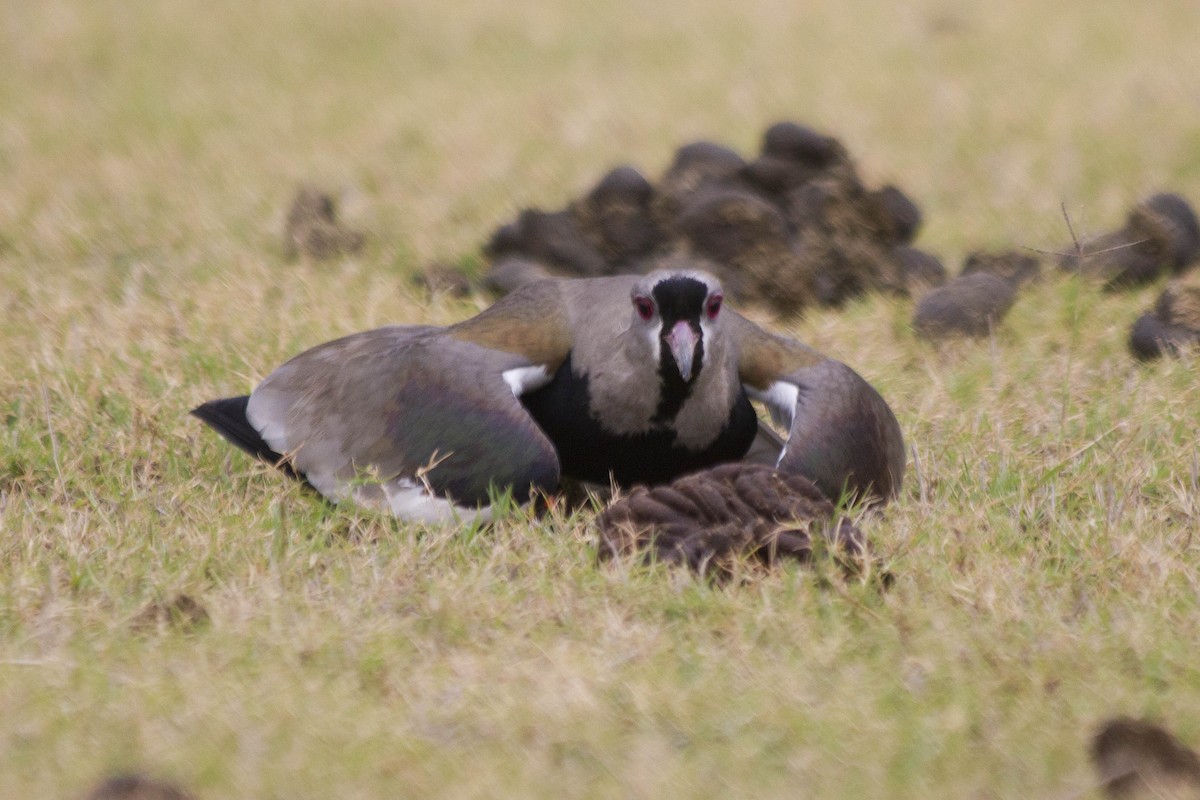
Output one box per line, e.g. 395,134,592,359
1091,716,1200,799
283,185,365,260
479,121,929,314
913,272,1018,339
960,249,1041,286
674,188,815,313
569,165,662,267
1129,272,1200,360
84,774,195,800
1060,193,1200,289
596,462,870,579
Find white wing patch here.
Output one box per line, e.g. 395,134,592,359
746,380,799,430
245,386,293,454
502,365,553,396
343,476,495,524
377,478,495,524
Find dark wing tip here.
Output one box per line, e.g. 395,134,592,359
191,395,304,482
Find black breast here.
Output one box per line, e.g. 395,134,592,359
519,353,758,487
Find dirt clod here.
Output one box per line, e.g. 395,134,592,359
1060,193,1200,289
479,121,926,314
597,462,872,579
886,246,947,296
913,272,1017,339
1128,273,1200,359
283,185,365,260
84,774,195,800
960,249,1041,287
1090,716,1200,798
133,594,210,634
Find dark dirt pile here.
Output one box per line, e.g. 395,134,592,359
1059,192,1200,290
481,121,935,315
131,593,210,634
1090,716,1200,799
596,462,872,579
913,249,1041,340
1128,271,1200,359
283,185,365,260
84,774,195,800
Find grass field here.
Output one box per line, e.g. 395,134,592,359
3,1,1200,797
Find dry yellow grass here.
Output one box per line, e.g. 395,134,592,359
3,1,1200,797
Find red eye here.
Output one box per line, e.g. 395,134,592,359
634,296,654,321
706,294,723,319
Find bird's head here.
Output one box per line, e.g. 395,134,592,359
630,271,725,384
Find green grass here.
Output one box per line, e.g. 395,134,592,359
3,0,1200,797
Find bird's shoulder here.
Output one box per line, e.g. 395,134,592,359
452,275,642,372
725,311,823,389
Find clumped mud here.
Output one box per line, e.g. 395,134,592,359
283,185,365,260
1059,192,1200,289
912,249,1045,340
479,121,933,314
1129,272,1200,359
597,462,872,580
1090,716,1200,799
84,774,195,800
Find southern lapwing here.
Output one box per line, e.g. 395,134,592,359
192,269,905,521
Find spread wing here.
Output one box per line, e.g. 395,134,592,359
206,282,577,520
729,312,906,504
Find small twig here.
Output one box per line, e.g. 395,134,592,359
1061,201,1082,257
1018,201,1148,263
1021,238,1150,260
415,449,453,495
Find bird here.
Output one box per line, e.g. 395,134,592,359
191,268,905,522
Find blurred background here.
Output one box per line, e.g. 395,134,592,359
4,0,1199,283
4,3,1200,798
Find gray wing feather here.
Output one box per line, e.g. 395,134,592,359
246,325,561,511
730,313,905,504
770,360,905,504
